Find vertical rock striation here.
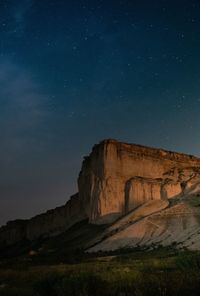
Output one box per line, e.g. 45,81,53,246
1,139,200,246
0,193,86,246
78,139,200,224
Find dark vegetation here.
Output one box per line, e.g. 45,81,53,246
1,221,200,295
1,249,200,296
0,220,106,264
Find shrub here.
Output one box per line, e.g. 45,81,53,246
176,252,200,269
33,272,64,296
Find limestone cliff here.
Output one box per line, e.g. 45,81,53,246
1,139,200,249
87,165,200,252
78,139,200,224
0,194,86,246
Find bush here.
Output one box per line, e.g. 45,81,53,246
33,272,64,296
176,252,200,270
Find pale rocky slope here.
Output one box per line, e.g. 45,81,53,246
87,195,200,252
87,167,200,252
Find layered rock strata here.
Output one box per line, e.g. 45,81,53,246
0,194,86,246
1,139,200,248
78,139,200,224
87,194,200,252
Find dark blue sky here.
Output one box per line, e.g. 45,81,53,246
1,0,200,225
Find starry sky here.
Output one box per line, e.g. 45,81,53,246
1,0,200,225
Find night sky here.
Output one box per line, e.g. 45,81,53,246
1,0,200,225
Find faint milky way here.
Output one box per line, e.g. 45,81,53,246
0,0,200,225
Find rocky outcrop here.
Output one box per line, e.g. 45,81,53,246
78,139,200,224
125,177,163,212
0,194,86,246
2,139,200,249
26,193,86,241
86,164,200,252
125,177,183,213
87,194,200,252
0,220,27,247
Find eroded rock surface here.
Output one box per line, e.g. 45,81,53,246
0,194,86,246
86,166,200,252
2,139,200,250
78,139,200,224
87,195,200,252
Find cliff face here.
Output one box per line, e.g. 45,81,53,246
0,194,86,246
78,139,200,224
2,139,200,247
26,193,85,240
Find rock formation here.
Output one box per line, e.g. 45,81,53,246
1,139,200,251
87,194,200,252
78,139,200,224
0,194,86,246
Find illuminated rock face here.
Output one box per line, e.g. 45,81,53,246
87,195,200,253
78,139,200,224
125,178,183,213
1,139,200,247
125,177,163,213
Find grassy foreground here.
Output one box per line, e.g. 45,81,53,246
1,249,200,296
